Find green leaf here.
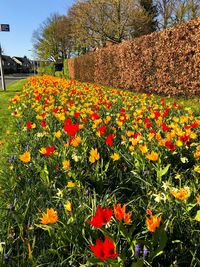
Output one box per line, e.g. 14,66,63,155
40,163,49,185
156,164,171,182
131,258,144,267
87,257,105,265
119,223,131,243
186,203,196,212
0,242,5,253
35,224,53,236
194,210,200,222
149,227,167,261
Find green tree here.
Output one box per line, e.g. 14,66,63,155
32,14,72,62
67,0,149,52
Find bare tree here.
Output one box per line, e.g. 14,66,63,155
155,0,175,29
173,0,200,23
155,0,200,29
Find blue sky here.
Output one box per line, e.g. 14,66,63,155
0,0,74,59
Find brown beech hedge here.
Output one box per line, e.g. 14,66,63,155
68,19,200,97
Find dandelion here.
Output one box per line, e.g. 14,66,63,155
19,151,31,163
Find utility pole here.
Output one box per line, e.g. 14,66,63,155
0,24,10,91
0,44,6,91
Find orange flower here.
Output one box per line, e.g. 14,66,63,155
146,214,161,232
196,194,200,206
138,144,148,154
146,151,159,161
110,153,120,161
19,151,31,163
194,166,200,173
89,148,100,163
113,203,132,224
171,187,190,201
70,136,81,147
40,208,58,224
62,160,70,171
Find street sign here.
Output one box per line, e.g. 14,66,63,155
0,24,10,32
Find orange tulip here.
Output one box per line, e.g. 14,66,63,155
146,214,161,232
114,203,132,224
40,208,58,225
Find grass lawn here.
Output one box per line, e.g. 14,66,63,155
0,79,27,136
0,79,27,162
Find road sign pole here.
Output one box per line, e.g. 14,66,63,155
0,24,10,91
0,44,6,91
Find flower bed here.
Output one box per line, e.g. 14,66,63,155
0,75,199,266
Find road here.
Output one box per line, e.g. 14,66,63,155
0,73,31,89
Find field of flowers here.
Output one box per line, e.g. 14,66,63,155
0,75,200,266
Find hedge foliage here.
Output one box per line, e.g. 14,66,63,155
68,19,200,97
38,62,56,76
63,59,70,79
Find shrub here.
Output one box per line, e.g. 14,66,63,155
37,62,55,76
55,71,63,78
63,58,69,79
68,19,200,97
